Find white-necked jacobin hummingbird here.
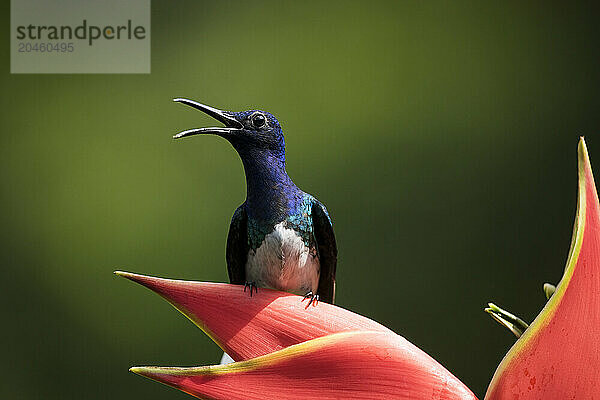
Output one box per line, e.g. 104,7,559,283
173,99,337,305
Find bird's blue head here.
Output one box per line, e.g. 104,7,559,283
173,98,285,162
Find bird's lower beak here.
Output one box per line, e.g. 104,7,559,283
173,98,243,139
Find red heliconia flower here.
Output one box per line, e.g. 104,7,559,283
484,138,600,398
117,271,477,399
117,138,600,399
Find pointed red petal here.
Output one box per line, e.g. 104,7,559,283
485,138,600,399
131,331,477,400
115,271,391,361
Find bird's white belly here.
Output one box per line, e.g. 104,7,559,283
245,221,319,296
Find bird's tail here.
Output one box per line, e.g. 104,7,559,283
220,352,234,365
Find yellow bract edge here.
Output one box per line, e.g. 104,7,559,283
130,330,392,377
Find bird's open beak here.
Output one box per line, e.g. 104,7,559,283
173,98,243,139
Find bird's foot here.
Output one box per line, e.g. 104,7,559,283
302,291,319,307
244,281,258,297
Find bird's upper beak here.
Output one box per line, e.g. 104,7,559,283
173,98,243,139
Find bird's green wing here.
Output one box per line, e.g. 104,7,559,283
312,200,337,304
226,204,248,285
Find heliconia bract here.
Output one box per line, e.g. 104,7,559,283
114,271,392,361
131,331,477,400
485,138,600,399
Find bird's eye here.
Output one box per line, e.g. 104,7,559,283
252,113,266,128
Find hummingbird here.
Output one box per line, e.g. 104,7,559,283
173,98,337,305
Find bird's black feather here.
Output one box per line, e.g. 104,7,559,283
312,200,337,303
226,204,248,285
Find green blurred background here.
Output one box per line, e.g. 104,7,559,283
2,1,599,398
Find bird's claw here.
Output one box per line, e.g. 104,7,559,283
244,281,258,297
302,291,319,307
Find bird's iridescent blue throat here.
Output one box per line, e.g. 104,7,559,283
173,98,302,237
